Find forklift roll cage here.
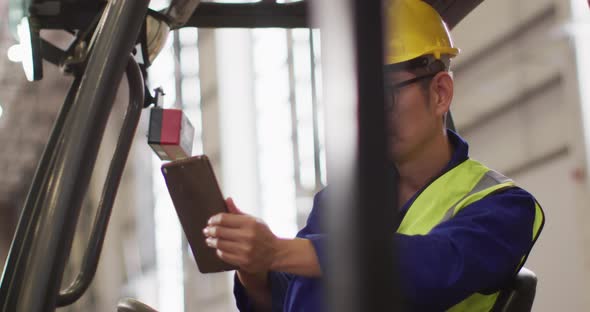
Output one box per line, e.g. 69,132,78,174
0,1,483,311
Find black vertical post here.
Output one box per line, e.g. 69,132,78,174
311,0,402,311
353,0,402,310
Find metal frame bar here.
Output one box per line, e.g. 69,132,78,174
56,56,145,307
425,0,485,29
309,29,323,190
32,0,487,31
36,1,308,31
183,1,308,29
0,0,149,310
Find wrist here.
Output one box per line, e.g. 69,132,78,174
237,270,268,289
270,238,291,272
270,238,321,277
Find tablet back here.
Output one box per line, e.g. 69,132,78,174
161,155,237,273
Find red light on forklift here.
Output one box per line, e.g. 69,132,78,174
148,108,194,161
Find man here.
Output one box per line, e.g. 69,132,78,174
202,0,545,311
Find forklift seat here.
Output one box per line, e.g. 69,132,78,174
117,298,158,312
491,267,538,312
115,268,539,312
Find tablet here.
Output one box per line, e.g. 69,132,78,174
161,155,237,273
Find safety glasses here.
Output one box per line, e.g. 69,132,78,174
384,73,436,111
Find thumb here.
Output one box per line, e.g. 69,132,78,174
226,197,244,215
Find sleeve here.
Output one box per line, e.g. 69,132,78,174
233,189,328,311
233,271,292,312
395,187,537,311
295,189,330,273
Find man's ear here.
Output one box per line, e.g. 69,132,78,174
430,71,453,117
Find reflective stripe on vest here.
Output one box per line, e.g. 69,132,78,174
439,169,513,224
396,158,545,312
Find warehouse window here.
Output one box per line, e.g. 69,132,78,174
149,25,204,312
251,27,324,236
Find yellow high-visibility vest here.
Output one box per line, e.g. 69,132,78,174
397,158,545,312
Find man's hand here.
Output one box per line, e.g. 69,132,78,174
204,198,322,278
203,198,279,273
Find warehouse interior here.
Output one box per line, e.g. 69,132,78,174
1,0,590,311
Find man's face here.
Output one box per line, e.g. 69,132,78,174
384,69,445,163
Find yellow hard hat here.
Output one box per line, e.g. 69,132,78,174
385,0,460,66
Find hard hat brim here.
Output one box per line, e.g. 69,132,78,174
385,47,460,67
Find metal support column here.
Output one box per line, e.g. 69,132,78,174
311,0,402,311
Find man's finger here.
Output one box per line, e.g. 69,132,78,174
205,237,218,248
203,226,246,241
208,213,251,227
216,249,243,266
215,239,249,255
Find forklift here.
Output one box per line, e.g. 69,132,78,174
0,0,537,311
